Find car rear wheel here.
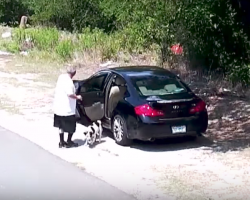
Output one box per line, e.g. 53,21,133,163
112,114,132,146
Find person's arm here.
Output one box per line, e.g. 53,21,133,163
69,94,81,100
65,81,82,100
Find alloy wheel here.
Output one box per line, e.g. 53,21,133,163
113,117,124,142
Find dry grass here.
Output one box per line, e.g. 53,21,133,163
1,55,61,73
0,95,21,114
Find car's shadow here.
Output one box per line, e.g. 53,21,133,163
130,136,214,152
102,129,249,153
102,129,215,152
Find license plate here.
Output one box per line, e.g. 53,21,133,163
171,125,186,134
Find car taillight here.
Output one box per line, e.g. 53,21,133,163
134,104,164,117
189,100,206,114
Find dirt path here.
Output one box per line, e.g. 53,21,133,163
1,55,250,200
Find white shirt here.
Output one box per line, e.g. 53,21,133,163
53,74,76,116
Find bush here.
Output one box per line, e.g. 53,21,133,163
5,41,19,53
13,27,59,50
27,28,58,50
0,0,29,26
55,39,75,60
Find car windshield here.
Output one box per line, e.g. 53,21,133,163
130,75,187,97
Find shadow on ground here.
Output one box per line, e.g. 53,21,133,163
173,68,250,153
101,123,250,153
205,95,250,152
131,136,214,152
73,139,86,146
102,130,213,152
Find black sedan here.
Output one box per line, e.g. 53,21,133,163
74,66,208,146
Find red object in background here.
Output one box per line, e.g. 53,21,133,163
171,44,183,55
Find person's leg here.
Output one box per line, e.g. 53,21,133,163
59,128,68,148
64,115,78,148
67,132,78,147
54,114,67,148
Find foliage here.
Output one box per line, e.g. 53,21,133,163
175,0,250,84
0,0,29,26
55,39,74,60
0,0,250,84
1,27,145,61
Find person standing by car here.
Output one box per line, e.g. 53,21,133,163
53,65,82,148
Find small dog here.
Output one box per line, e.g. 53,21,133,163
84,120,103,146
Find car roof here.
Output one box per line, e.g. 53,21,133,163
102,65,177,78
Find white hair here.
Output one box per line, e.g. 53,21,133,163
66,65,76,74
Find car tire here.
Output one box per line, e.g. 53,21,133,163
112,114,133,146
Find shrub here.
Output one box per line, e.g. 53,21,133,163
55,39,75,60
13,27,59,51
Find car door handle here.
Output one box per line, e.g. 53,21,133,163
97,92,101,96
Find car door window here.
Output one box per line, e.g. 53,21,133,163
80,73,108,93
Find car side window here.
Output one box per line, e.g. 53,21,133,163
80,73,108,93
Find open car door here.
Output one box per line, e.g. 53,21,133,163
77,71,110,122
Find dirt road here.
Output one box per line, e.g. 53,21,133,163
1,55,250,200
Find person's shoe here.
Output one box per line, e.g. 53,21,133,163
59,141,68,148
66,140,78,148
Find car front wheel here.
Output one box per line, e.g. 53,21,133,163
112,114,132,146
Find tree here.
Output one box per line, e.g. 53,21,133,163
0,0,29,26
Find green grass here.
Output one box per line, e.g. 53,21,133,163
0,26,157,63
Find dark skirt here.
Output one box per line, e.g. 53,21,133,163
53,114,76,133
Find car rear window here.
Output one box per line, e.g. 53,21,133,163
130,75,187,97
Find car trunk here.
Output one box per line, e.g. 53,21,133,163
146,92,198,118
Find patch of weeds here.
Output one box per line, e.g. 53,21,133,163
0,40,19,53
27,50,59,62
13,27,59,51
55,39,75,60
0,96,21,115
1,26,152,62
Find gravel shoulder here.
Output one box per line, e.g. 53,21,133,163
1,55,250,200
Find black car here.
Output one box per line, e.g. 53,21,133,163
74,66,208,146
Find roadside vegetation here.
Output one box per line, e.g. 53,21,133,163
0,0,250,85
1,1,250,199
